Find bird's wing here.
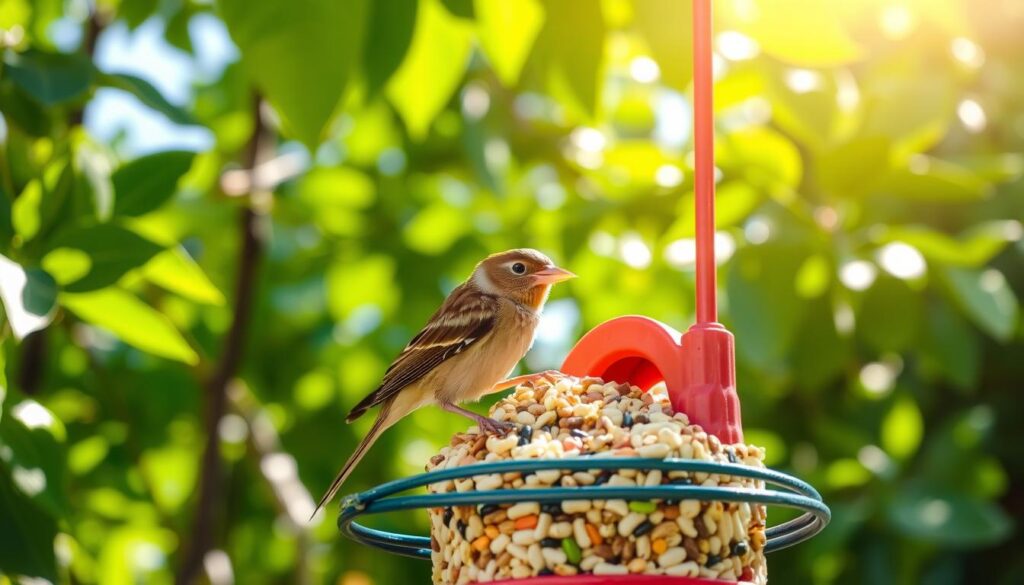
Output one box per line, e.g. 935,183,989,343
345,285,499,422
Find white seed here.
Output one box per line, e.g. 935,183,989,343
527,544,544,571
536,469,561,484
639,443,671,458
618,512,646,537
516,411,536,425
489,534,510,555
474,473,503,491
658,546,687,568
533,513,552,540
679,499,701,519
467,515,483,541
665,561,700,577
535,411,557,427
605,499,630,517
580,555,603,571
506,543,528,561
507,502,539,520
608,474,636,487
512,530,537,546
573,518,591,548
593,562,629,575
548,522,572,539
677,517,697,538
541,547,567,567
636,535,651,559
562,499,591,514
644,469,663,486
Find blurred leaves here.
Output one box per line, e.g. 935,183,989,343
3,49,93,105
219,0,369,148
61,288,198,364
44,224,163,292
386,0,473,140
475,0,544,87
0,253,57,339
111,150,195,217
941,267,1019,342
98,73,196,126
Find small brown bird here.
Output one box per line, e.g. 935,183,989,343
314,249,575,515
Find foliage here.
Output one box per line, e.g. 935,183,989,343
1,0,1023,583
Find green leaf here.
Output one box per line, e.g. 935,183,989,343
111,150,195,217
0,400,67,518
726,244,807,371
717,127,802,197
475,0,544,87
3,49,94,105
219,0,369,148
362,0,418,96
857,277,921,353
402,202,470,254
0,461,58,581
0,342,5,421
11,162,74,244
0,82,53,136
140,445,198,512
61,288,198,364
816,137,891,197
882,394,924,459
940,267,1019,342
878,159,990,202
98,73,196,126
528,0,606,118
633,0,692,92
326,255,399,320
920,302,980,392
0,253,57,340
721,0,862,67
141,247,225,306
875,221,1021,267
118,0,159,29
44,223,163,292
790,297,848,392
386,0,474,140
888,484,1012,548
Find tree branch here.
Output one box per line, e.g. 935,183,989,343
177,93,269,585
228,381,314,585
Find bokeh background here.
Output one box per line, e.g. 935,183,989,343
1,0,1023,583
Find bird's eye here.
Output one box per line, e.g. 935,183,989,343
511,262,527,275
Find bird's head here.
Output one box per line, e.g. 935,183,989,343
472,248,575,311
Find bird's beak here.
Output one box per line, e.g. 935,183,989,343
532,266,576,285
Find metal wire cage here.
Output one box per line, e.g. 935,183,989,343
338,458,829,561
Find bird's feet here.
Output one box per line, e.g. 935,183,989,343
478,417,516,435
489,369,562,393
441,402,516,435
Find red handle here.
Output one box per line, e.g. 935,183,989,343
694,0,716,325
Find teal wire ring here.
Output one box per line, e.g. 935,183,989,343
338,457,829,560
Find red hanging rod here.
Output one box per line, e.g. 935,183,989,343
693,0,717,325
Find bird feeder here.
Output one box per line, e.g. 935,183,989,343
338,1,829,582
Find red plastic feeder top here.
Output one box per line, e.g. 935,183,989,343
562,0,741,445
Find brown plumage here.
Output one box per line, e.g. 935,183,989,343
314,249,575,516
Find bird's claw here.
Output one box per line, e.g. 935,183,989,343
479,417,516,435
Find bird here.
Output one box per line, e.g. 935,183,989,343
313,248,575,516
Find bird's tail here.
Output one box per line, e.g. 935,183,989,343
312,403,394,519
